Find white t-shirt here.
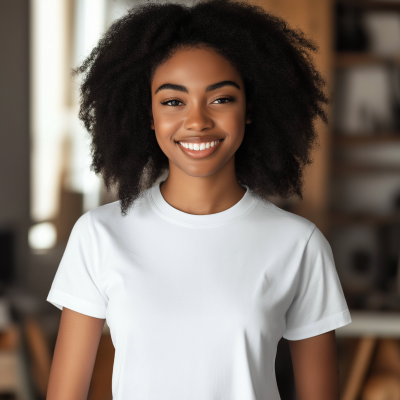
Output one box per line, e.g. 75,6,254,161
47,182,352,400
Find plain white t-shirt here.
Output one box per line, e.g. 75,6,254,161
47,182,352,400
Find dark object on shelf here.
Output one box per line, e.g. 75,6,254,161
376,226,400,293
0,394,17,400
394,191,400,210
366,291,400,311
351,249,372,274
335,3,369,52
387,254,399,280
390,65,400,132
0,229,15,286
348,293,368,310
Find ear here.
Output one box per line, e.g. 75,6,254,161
245,101,252,124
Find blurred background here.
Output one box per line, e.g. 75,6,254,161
0,0,400,399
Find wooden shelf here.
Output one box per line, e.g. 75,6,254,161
337,1,400,12
336,53,400,68
333,134,400,146
332,164,400,175
330,211,400,226
336,311,400,338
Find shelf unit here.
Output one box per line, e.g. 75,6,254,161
336,53,400,68
330,211,400,226
332,5,400,399
331,0,400,301
330,72,400,280
337,0,400,12
332,164,400,175
333,134,400,145
257,1,400,399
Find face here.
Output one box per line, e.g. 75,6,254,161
150,46,251,178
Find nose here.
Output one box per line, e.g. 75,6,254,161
184,103,214,132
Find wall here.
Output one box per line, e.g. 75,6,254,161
0,0,30,288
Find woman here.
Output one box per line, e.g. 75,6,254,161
46,0,352,399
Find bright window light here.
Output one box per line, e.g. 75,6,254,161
29,222,57,250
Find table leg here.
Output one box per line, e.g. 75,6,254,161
342,336,377,400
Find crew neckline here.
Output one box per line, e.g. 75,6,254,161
149,181,256,225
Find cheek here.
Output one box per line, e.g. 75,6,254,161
152,106,182,139
156,116,181,136
153,112,181,156
219,109,246,142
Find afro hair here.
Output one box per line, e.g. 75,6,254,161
74,0,329,216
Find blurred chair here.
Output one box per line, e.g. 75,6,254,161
0,324,24,399
362,373,400,400
339,314,400,400
361,339,400,400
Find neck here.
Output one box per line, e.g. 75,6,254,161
160,156,246,215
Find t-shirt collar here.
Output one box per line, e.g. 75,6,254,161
150,181,255,225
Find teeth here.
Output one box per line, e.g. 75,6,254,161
179,139,221,151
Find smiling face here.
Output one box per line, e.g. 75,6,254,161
150,45,251,178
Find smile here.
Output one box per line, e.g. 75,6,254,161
176,139,224,159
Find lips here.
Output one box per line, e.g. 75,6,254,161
175,137,224,159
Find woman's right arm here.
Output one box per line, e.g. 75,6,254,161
46,307,105,400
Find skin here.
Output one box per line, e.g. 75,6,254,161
289,331,340,400
46,308,105,399
46,46,340,400
150,45,251,215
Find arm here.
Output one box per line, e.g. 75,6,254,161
46,307,105,400
288,330,340,400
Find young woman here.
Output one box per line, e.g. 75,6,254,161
46,0,352,399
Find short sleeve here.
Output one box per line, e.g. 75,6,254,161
46,211,107,319
282,224,352,341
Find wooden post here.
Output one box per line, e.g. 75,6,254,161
342,337,377,400
252,0,334,235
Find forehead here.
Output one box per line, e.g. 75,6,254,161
151,46,243,91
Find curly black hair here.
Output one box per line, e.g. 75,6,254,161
74,0,329,216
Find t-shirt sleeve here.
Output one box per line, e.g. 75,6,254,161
282,224,352,341
46,210,107,319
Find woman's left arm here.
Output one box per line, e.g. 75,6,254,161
288,330,340,400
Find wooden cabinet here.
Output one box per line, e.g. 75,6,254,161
256,0,335,234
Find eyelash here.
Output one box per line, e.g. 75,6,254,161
160,97,234,107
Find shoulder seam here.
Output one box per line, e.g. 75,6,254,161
306,222,317,247
87,210,103,289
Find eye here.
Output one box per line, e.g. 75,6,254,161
160,99,183,107
212,97,234,104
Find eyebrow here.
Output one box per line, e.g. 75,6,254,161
154,80,241,94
